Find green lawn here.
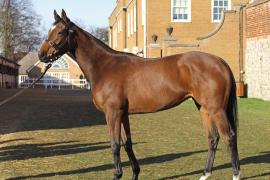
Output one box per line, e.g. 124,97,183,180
0,89,269,180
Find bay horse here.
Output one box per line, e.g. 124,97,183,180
38,10,241,180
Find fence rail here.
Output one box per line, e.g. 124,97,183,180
18,75,90,90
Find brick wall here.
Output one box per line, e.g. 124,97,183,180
145,0,246,81
109,0,144,54
246,0,270,38
147,10,242,81
245,0,270,100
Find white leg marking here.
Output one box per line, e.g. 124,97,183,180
199,172,211,180
233,171,241,180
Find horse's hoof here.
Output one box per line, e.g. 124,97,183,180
199,172,211,180
113,174,122,180
132,174,139,180
233,171,241,180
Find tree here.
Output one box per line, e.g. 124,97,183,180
88,26,109,45
0,0,42,60
73,19,109,45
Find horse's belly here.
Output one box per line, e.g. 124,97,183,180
126,65,189,114
127,90,188,114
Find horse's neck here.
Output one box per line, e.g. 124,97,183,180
74,27,112,87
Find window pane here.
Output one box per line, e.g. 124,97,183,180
173,7,179,14
219,1,223,6
214,14,218,20
178,7,181,13
179,14,183,19
214,0,218,6
182,7,186,14
224,1,228,6
174,0,181,6
183,0,187,7
183,14,188,19
219,7,223,13
214,7,218,13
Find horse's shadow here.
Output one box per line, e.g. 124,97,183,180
6,149,207,180
5,148,269,180
0,90,105,134
158,151,270,180
0,140,110,162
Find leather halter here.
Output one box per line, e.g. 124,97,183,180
44,22,75,62
45,35,67,54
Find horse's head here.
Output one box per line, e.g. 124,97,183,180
38,9,76,63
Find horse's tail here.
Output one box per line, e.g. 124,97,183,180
226,73,238,135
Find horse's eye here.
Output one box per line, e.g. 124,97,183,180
58,30,65,36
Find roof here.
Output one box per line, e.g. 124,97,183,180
0,55,20,66
18,52,79,75
17,52,40,75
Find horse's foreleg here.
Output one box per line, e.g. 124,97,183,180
121,115,140,180
105,109,124,180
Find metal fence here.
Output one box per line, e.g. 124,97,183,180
18,75,90,90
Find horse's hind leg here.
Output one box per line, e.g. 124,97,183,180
203,108,240,180
229,129,241,180
121,114,140,180
200,131,220,180
199,107,220,180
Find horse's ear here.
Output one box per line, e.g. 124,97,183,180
61,9,70,23
54,10,61,22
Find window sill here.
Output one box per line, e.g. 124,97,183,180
212,20,221,23
171,20,192,23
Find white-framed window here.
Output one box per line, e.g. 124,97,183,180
113,28,118,48
130,9,134,35
142,0,146,26
171,0,191,22
117,18,122,33
51,57,69,69
134,5,137,32
45,72,69,83
212,0,231,22
109,28,112,47
127,12,130,37
120,19,122,32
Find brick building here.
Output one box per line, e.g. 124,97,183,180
245,0,270,100
109,0,247,84
17,53,89,89
0,55,19,88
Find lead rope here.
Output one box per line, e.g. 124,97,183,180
0,63,52,107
